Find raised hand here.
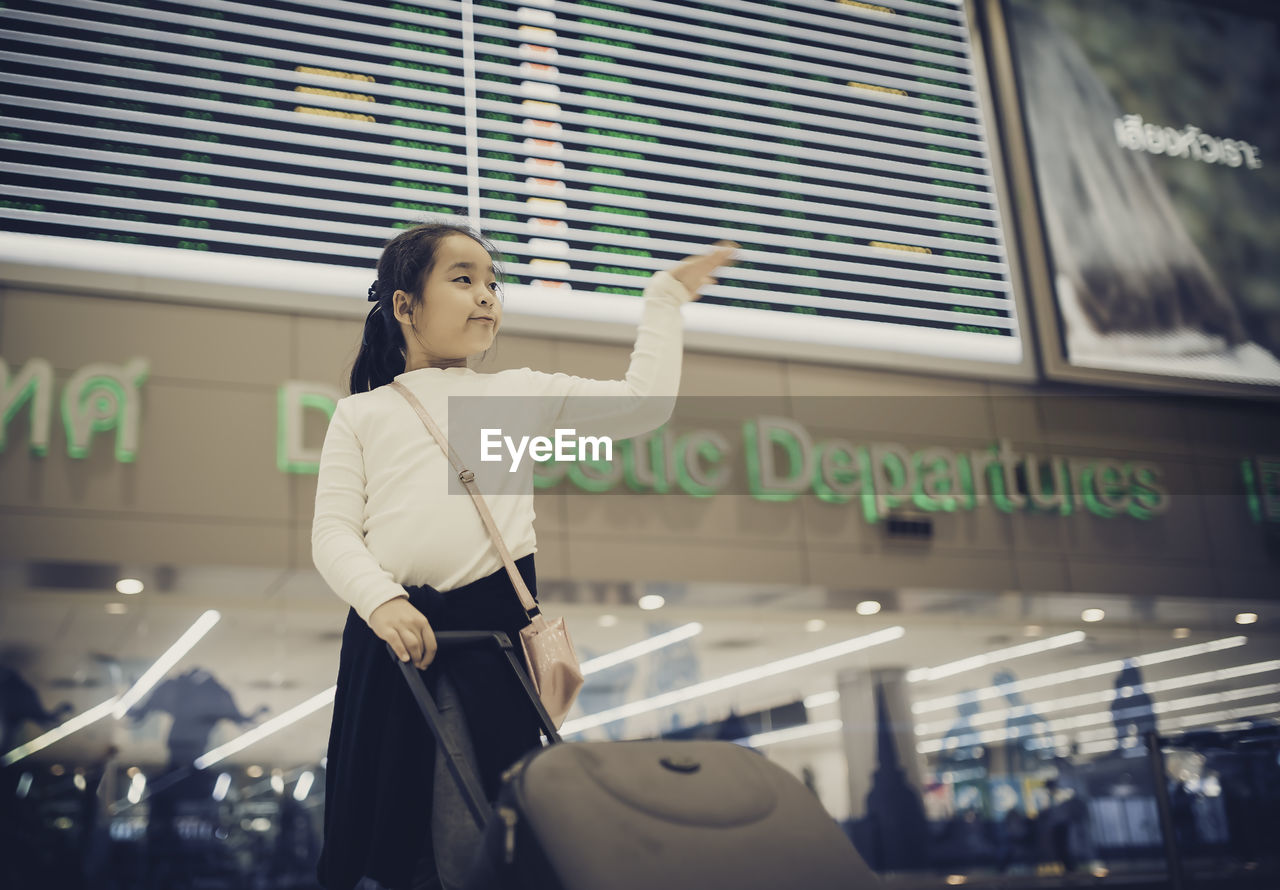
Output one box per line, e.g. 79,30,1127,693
667,240,738,300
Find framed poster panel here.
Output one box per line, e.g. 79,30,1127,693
981,0,1280,396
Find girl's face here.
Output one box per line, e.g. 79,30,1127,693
395,233,502,365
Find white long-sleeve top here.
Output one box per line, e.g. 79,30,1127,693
312,269,693,623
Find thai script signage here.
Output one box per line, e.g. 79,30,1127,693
1113,114,1263,169
1,357,148,462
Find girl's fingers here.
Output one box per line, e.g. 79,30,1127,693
387,635,410,663
687,245,736,271
669,242,738,297
397,625,424,667
415,621,437,669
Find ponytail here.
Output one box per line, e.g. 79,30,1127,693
347,221,502,395
349,298,406,395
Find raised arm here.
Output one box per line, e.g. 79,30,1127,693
535,242,736,439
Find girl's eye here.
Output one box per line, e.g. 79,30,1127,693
488,281,500,292
454,276,471,284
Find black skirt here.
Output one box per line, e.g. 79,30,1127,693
317,554,543,890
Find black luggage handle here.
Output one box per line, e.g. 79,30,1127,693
385,631,563,831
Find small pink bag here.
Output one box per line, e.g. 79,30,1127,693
391,381,584,728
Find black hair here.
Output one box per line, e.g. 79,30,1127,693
349,222,503,394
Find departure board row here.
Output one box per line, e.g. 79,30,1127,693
0,0,1025,364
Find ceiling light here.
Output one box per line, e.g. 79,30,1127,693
1023,625,1042,637
597,614,618,628
195,686,337,770
805,619,827,632
804,690,841,709
1173,627,1191,639
246,765,263,778
126,772,146,804
907,631,1085,684
113,610,221,719
212,773,231,802
637,595,665,611
918,682,1280,755
270,772,284,795
561,626,904,737
293,770,315,802
737,719,843,749
1081,608,1105,623
580,623,702,675
856,600,881,616
911,636,1247,715
1074,700,1280,756
914,659,1280,737
2,698,119,767
116,578,144,595
1236,612,1259,626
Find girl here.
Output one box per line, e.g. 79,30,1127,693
311,221,735,890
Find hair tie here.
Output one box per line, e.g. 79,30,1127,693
367,280,380,302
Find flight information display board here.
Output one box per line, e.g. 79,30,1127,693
1,0,1028,370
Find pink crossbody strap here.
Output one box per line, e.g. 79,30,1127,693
389,381,539,616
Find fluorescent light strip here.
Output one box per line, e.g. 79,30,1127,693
1075,701,1280,755
805,690,842,710
738,719,845,749
293,770,315,802
1072,697,1280,744
911,636,1247,715
195,686,336,770
908,631,1086,683
916,681,1280,754
113,610,221,719
1,697,119,766
580,623,703,676
561,626,905,737
914,659,1280,736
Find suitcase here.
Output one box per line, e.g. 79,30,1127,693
390,632,882,890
